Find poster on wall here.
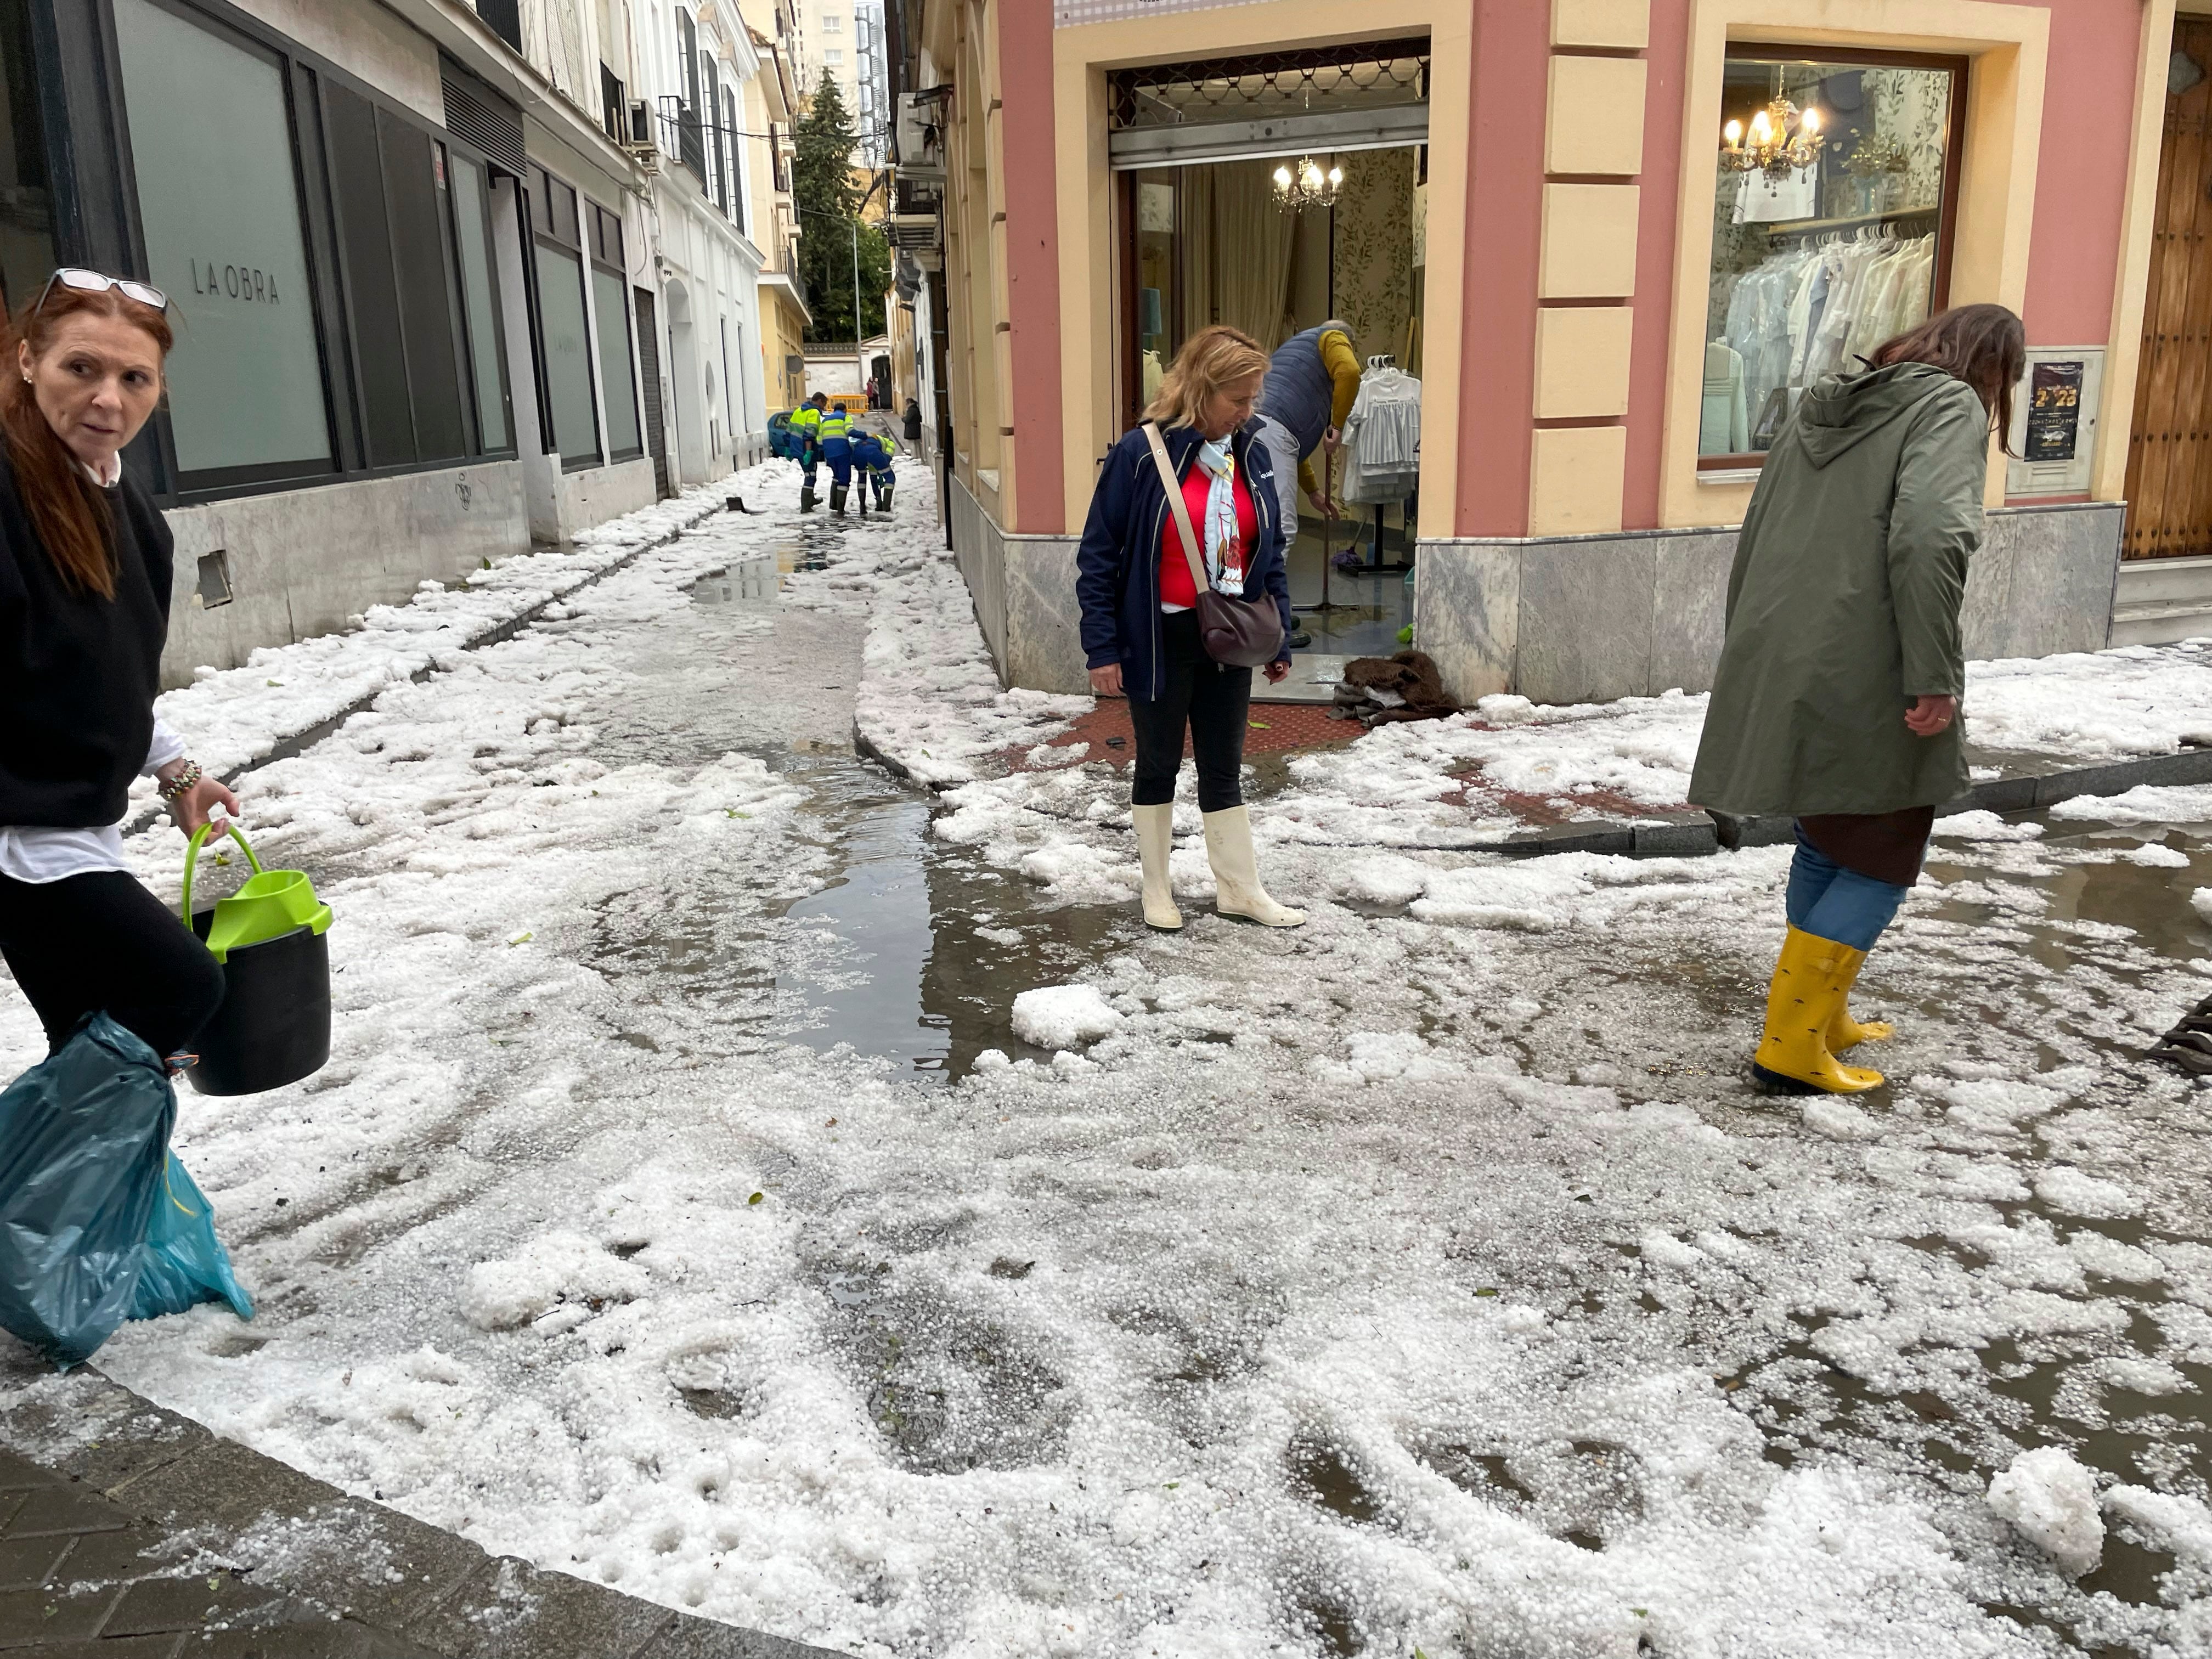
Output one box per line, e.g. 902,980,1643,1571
2024,360,2085,463
1054,0,1273,25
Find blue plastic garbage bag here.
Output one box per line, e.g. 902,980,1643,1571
132,1153,253,1324
0,1014,251,1366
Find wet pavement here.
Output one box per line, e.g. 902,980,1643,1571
17,481,2210,1658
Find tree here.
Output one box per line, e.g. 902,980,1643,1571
794,70,890,342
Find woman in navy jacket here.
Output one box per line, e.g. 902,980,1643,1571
1075,325,1302,933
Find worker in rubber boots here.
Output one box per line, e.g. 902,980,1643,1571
1253,320,1359,649
817,402,855,516
1689,304,2023,1097
850,427,895,516
790,393,827,511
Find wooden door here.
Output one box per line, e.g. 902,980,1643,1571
2125,21,2212,560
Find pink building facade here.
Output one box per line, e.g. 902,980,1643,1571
894,0,2204,702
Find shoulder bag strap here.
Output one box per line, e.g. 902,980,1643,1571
1141,422,1211,597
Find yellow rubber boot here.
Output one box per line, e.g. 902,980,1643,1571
1751,927,1885,1094
1827,950,1894,1051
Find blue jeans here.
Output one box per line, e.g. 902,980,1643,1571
1786,826,1910,952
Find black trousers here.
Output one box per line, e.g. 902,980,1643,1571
0,870,224,1059
1128,610,1251,812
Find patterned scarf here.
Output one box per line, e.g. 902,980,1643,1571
1192,436,1243,596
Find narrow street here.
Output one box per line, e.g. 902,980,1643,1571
5,461,2208,1659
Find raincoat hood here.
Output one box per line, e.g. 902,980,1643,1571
1796,362,1972,467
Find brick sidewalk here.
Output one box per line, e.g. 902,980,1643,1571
0,1367,843,1659
1003,699,1356,772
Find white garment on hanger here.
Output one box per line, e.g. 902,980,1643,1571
1341,366,1422,505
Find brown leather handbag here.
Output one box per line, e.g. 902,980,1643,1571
1141,422,1285,669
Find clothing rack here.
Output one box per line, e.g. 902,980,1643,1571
1760,204,1940,242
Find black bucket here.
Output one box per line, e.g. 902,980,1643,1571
185,912,332,1096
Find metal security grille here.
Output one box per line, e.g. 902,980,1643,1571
2124,19,2212,561
1107,37,1429,131
1105,37,1429,170
441,59,525,176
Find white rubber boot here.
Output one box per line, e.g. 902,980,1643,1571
1201,805,1305,927
1132,803,1182,931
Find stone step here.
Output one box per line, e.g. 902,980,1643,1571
2110,597,2212,648
2115,552,2212,606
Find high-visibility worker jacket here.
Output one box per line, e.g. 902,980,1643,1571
817,408,853,443
789,405,825,444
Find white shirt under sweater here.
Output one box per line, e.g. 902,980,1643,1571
0,452,190,885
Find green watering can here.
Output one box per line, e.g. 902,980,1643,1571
179,823,334,1096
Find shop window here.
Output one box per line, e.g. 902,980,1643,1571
531,166,600,467
383,116,466,464
588,202,642,461
111,0,332,482
447,151,511,452
0,0,55,313
1701,51,1965,467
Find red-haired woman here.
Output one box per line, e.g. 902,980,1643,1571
0,270,238,1065
1691,303,2026,1096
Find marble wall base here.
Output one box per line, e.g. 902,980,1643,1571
948,475,1088,696
1417,503,2122,707
162,460,530,689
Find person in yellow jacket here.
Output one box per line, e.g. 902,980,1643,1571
1252,321,1359,648
817,403,855,516
789,393,828,512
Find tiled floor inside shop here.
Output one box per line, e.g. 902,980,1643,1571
1275,507,1415,701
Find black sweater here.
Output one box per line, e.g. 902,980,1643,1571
0,445,173,828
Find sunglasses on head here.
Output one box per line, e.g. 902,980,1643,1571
32,268,168,317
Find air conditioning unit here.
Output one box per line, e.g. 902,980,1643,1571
894,92,946,183
625,142,663,176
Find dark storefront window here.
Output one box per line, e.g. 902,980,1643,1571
0,0,55,314
95,0,515,501
112,0,332,482
531,165,600,467
588,204,641,460
325,86,475,468
447,151,510,451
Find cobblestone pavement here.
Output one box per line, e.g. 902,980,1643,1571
0,1365,843,1658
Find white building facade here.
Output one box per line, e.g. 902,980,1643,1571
634,1,772,476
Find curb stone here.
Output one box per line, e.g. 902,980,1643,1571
853,731,2212,856
0,1366,849,1658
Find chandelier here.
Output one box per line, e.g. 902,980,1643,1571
1720,98,1823,174
1272,154,1343,212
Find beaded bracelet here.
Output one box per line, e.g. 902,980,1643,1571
157,759,204,804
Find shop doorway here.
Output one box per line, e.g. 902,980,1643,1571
2122,19,2212,561
1110,40,1429,669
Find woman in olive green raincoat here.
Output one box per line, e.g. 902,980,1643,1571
1690,304,2025,1097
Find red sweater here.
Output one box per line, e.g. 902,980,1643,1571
1159,462,1257,609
